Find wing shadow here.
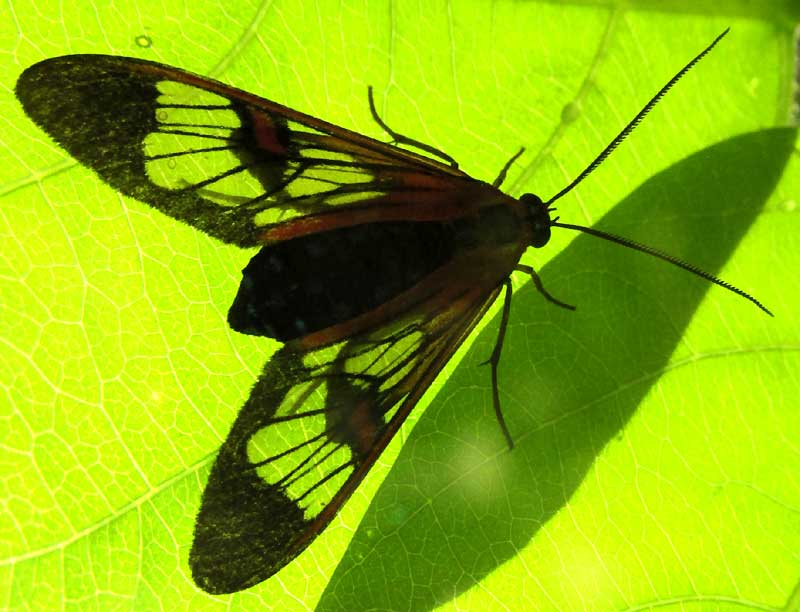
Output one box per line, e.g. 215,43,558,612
316,127,795,611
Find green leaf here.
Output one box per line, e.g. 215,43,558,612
2,2,798,610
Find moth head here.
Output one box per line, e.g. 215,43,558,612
519,193,552,249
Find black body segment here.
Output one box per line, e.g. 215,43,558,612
229,221,459,340
229,208,523,341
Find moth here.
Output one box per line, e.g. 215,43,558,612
15,28,770,594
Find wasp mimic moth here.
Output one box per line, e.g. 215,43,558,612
15,28,770,594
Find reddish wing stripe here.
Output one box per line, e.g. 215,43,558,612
262,184,499,244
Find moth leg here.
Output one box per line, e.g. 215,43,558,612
492,147,525,188
482,279,515,450
367,86,459,169
515,264,576,311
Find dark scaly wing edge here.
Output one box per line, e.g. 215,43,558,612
190,283,502,594
15,54,470,248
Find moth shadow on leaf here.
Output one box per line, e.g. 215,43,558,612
315,127,794,612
